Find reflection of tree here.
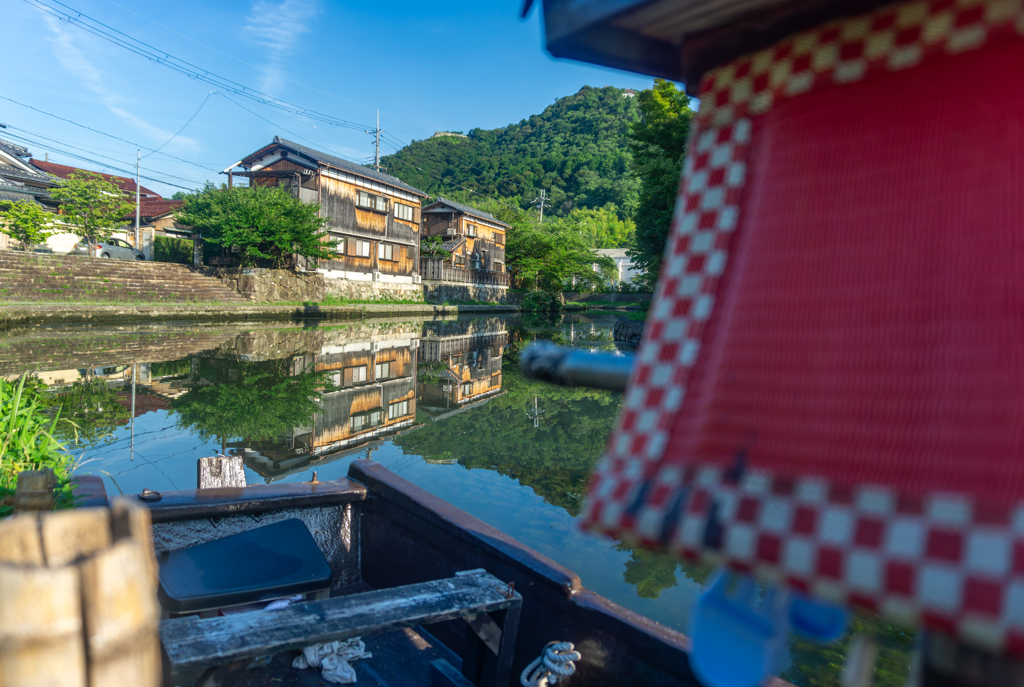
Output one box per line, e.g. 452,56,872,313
50,379,131,447
781,612,914,687
172,360,331,443
399,362,617,516
619,545,680,599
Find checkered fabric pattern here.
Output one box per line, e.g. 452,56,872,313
580,0,1024,655
663,467,1024,654
696,0,1024,128
581,118,751,540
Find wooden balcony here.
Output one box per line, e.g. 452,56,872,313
420,258,510,287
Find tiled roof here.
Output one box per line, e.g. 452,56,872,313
0,190,40,204
0,139,31,159
0,164,57,185
440,238,464,252
119,198,183,221
30,159,160,197
597,248,631,258
242,137,427,197
428,198,509,227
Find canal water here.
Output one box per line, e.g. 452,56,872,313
1,312,912,687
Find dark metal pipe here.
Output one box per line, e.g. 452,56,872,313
520,342,634,392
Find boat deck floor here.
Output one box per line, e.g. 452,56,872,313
233,626,463,687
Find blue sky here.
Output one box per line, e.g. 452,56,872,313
0,0,656,197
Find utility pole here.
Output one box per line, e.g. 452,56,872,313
366,110,382,171
532,189,550,223
135,150,141,250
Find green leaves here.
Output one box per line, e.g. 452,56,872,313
0,376,77,517
384,86,641,219
627,79,695,290
177,184,334,268
0,199,57,249
49,170,135,244
171,360,333,442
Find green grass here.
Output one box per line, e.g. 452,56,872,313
1,375,77,517
621,310,647,322
571,299,648,307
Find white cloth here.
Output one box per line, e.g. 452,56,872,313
292,638,372,684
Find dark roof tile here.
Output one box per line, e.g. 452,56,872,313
427,197,509,227
30,159,160,197
0,164,57,185
242,137,426,197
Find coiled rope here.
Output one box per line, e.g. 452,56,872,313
520,641,581,687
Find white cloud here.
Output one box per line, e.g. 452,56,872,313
243,0,320,94
42,14,197,149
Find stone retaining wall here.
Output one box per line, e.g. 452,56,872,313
214,268,326,303
562,292,653,304
613,317,645,348
323,279,423,302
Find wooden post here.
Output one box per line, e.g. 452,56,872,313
0,487,160,687
13,468,56,513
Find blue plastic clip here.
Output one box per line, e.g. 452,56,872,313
688,569,850,687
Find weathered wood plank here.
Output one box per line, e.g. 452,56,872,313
79,539,161,687
13,468,55,512
40,507,111,567
0,562,86,687
196,455,246,490
0,513,44,565
160,572,521,671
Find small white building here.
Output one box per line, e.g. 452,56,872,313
596,248,639,285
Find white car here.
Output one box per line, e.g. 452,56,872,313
72,238,145,260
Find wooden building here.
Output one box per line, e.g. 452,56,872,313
234,137,428,300
234,331,419,481
420,198,511,292
417,318,506,420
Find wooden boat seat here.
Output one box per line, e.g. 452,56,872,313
160,569,522,687
157,518,332,615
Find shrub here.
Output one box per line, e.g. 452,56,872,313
153,236,194,265
0,376,77,517
523,290,562,312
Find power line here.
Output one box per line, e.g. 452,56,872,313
5,128,208,185
142,90,213,160
1,131,202,191
0,95,220,172
215,92,369,167
23,0,371,132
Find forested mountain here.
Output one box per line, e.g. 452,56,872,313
382,86,640,220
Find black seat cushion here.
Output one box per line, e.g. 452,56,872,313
158,518,332,614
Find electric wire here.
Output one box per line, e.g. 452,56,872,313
142,90,213,159
0,95,220,172
23,0,372,132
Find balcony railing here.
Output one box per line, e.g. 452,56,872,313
420,258,510,286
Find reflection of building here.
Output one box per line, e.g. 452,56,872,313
234,326,421,481
417,318,507,419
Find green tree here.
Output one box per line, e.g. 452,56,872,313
382,86,641,219
627,80,695,289
563,204,635,248
172,360,333,442
49,170,135,245
497,204,617,293
0,200,57,250
177,184,333,268
50,378,132,448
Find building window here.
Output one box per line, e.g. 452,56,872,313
331,235,346,255
462,382,472,396
353,240,371,257
377,243,395,261
329,371,341,386
375,361,391,379
394,203,414,222
388,399,409,420
495,232,504,245
344,365,367,385
466,224,477,237
350,414,367,432
357,191,388,212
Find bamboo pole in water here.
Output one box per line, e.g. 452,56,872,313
0,476,160,687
